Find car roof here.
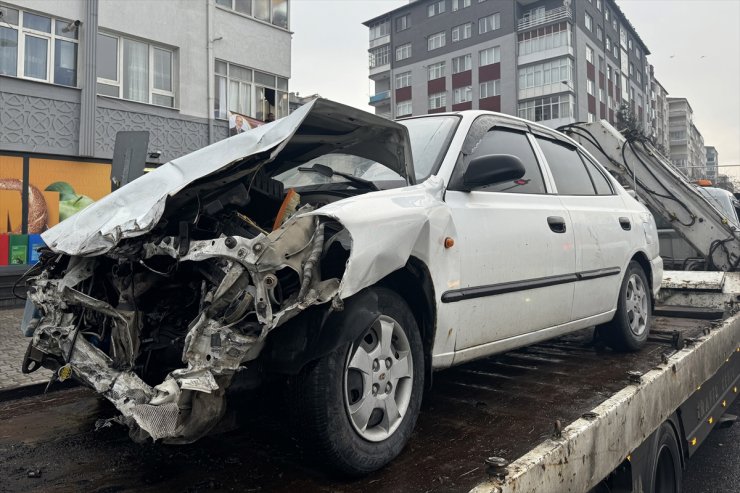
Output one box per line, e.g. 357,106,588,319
397,110,579,147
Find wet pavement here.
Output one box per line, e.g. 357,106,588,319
0,308,51,392
0,317,719,493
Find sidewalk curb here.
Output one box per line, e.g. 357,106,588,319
0,379,78,403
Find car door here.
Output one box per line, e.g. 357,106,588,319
444,119,576,353
533,135,630,320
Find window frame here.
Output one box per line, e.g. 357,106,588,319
427,61,445,81
478,13,500,34
96,32,176,108
452,54,472,74
1,8,80,87
428,91,446,110
427,31,446,51
395,71,412,89
214,59,289,121
396,99,412,117
478,46,500,66
452,86,472,104
533,136,598,196
479,79,500,99
215,0,290,30
395,43,412,61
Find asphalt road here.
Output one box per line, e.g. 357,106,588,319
682,395,740,493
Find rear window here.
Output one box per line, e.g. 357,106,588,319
536,138,595,195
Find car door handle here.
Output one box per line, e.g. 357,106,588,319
547,216,567,233
619,217,632,231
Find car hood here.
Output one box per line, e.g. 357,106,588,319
42,98,414,256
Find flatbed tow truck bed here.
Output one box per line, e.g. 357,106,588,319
2,307,737,493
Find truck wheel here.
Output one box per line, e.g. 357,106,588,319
291,287,424,476
649,423,683,493
598,261,651,351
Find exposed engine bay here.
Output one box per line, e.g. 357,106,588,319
21,99,424,443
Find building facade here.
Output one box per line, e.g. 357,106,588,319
0,0,291,271
667,98,706,180
705,146,718,183
649,66,670,156
363,0,651,132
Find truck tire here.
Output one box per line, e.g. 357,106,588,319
648,422,683,493
289,287,424,476
598,261,651,352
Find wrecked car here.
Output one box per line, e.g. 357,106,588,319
22,98,662,475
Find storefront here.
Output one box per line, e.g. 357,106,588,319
0,152,111,269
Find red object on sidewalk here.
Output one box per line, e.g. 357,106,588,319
0,234,8,266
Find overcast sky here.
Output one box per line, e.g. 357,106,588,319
290,0,740,173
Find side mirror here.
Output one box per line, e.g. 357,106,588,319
462,154,526,190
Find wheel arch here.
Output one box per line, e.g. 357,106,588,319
630,250,655,306
378,256,437,389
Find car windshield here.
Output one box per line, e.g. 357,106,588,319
275,115,459,189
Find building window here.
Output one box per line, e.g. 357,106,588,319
587,79,595,96
428,1,445,17
613,43,619,58
605,9,610,21
606,37,611,51
96,33,175,107
396,100,412,117
517,94,575,122
428,61,445,80
596,26,603,41
478,13,500,34
586,45,594,64
599,87,605,103
452,0,471,10
518,58,574,90
452,54,472,74
585,13,593,31
0,7,79,87
587,112,596,123
369,45,390,68
428,91,446,110
479,79,500,98
215,0,289,29
629,62,634,76
452,22,472,42
597,0,602,10
636,71,642,84
368,19,390,40
395,71,412,89
428,31,446,51
395,43,412,61
453,86,472,104
628,39,632,50
479,46,500,66
636,49,641,60
517,22,570,56
214,60,288,121
396,14,410,32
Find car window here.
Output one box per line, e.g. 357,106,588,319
580,153,613,195
467,128,546,194
536,137,596,195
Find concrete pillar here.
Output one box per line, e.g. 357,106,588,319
78,0,99,157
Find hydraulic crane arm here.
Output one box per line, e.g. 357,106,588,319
560,120,740,271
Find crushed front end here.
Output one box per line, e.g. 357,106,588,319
24,209,345,443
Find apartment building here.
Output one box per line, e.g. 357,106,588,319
0,0,290,273
649,66,669,155
363,0,651,132
705,146,718,182
667,98,706,180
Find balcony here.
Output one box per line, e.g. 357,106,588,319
518,6,571,31
369,90,391,106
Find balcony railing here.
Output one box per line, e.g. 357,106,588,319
518,6,571,31
369,90,391,105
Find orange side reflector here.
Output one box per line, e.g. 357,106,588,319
444,237,455,249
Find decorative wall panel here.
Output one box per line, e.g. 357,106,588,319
95,108,210,163
0,92,80,154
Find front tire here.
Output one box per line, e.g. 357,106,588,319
291,287,424,476
598,261,652,351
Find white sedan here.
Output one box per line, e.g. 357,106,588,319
24,99,661,475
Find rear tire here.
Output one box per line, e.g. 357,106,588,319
289,287,424,476
597,261,651,351
648,423,683,493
